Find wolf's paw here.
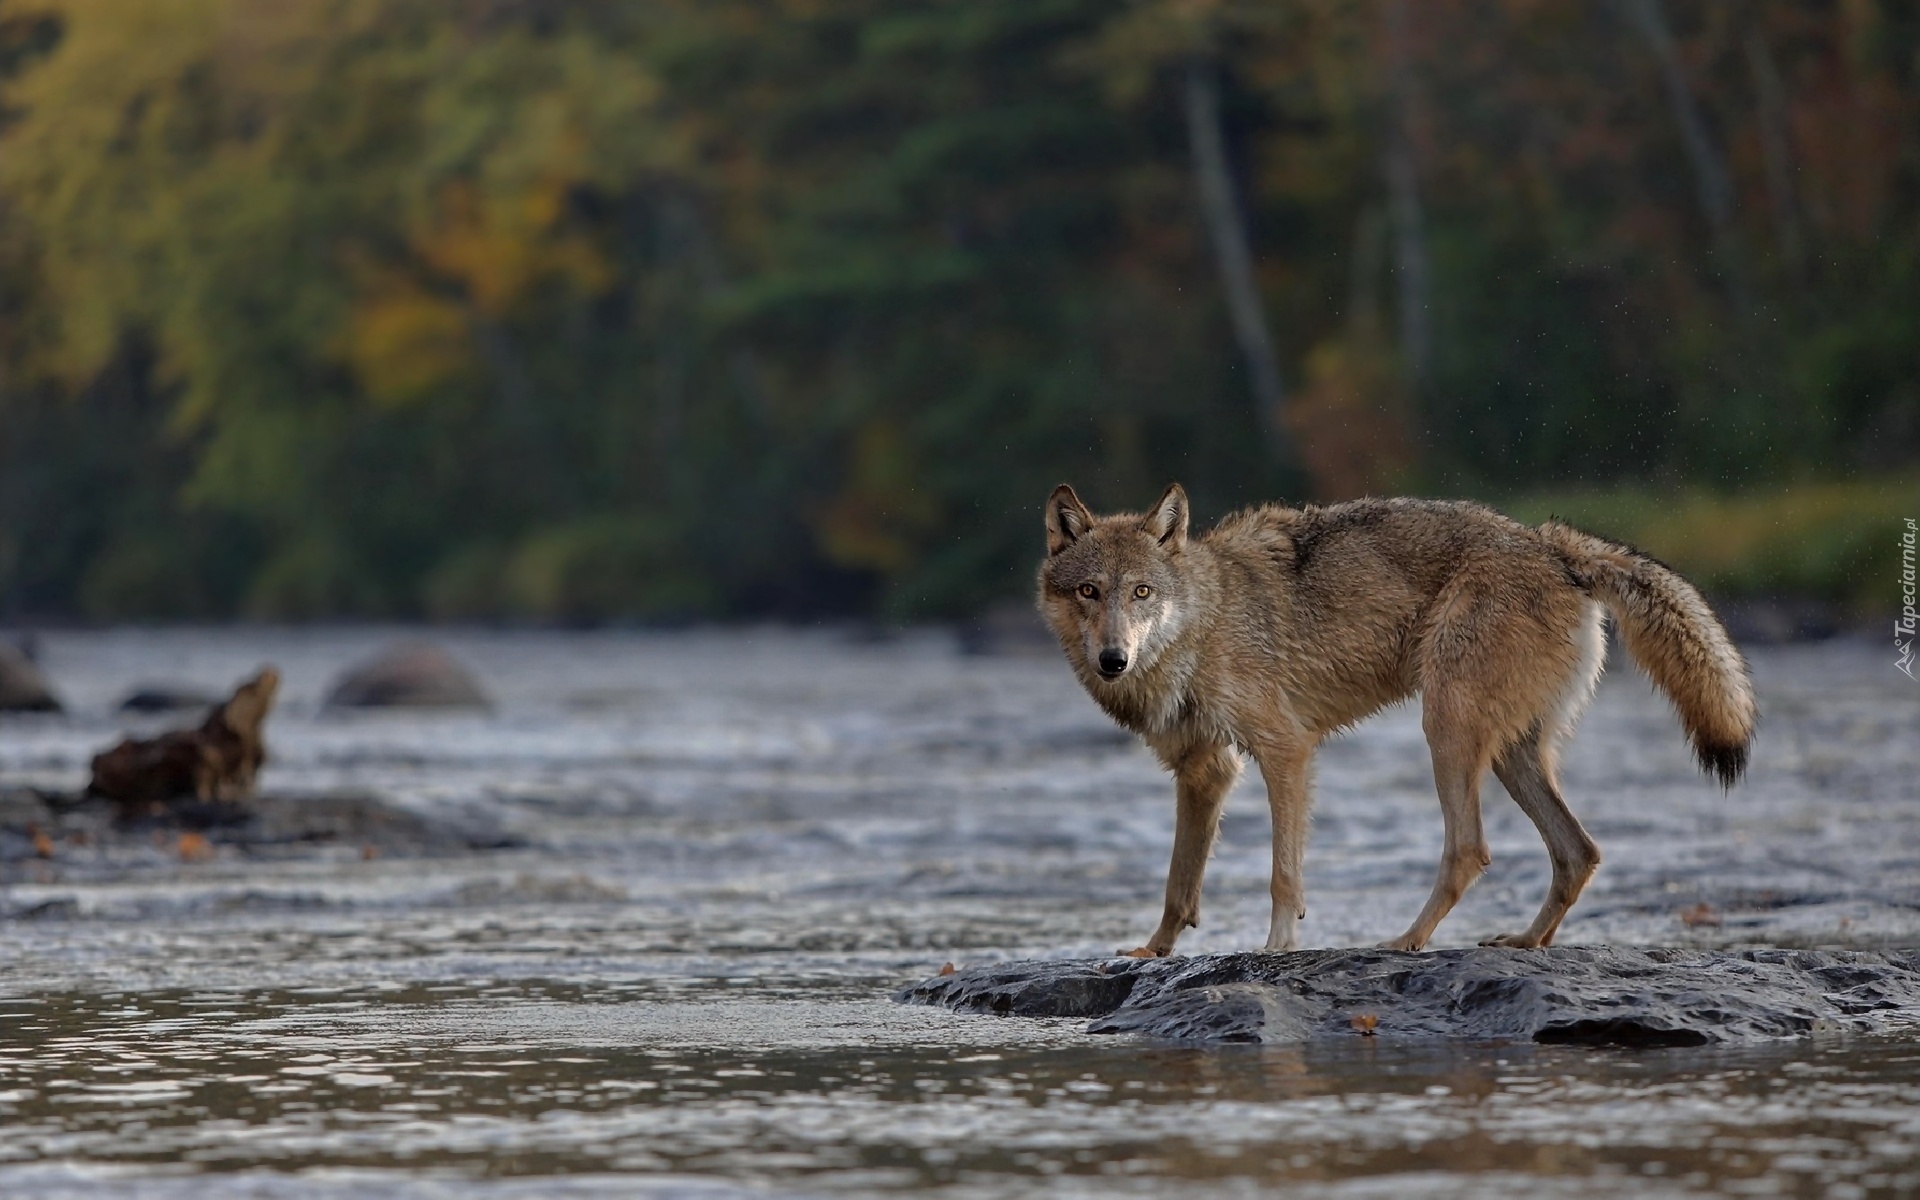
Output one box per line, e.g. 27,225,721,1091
1118,945,1169,959
1375,935,1425,952
1478,931,1547,949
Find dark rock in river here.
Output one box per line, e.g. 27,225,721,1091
898,947,1920,1046
0,640,61,712
323,643,490,711
118,686,220,713
1,785,519,869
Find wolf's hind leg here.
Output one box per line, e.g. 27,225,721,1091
1382,691,1494,952
1125,741,1241,958
1481,728,1599,949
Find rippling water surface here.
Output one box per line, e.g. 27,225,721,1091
3,627,1917,1197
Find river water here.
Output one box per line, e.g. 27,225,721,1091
2,627,1917,1197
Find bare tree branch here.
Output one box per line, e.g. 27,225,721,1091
1384,0,1432,393
1744,28,1804,271
1618,0,1734,245
1182,59,1292,464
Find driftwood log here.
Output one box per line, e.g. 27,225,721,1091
89,668,280,814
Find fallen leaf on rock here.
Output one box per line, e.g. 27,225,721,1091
177,832,214,862
1679,902,1722,928
1350,1013,1379,1036
938,962,956,976
30,825,53,858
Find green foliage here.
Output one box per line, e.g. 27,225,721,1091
0,0,1915,621
1504,480,1920,608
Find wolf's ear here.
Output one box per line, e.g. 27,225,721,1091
1142,483,1189,550
1046,484,1094,556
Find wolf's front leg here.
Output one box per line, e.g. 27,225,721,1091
1123,741,1240,957
1252,737,1314,952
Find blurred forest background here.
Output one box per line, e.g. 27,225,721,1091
0,0,1915,624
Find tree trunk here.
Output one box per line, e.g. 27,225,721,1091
1618,0,1734,248
1182,59,1291,463
661,189,774,429
1384,0,1433,395
1744,28,1804,272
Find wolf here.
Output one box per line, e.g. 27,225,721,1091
1037,484,1754,956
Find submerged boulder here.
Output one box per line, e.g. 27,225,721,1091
0,641,61,712
898,946,1920,1046
323,642,490,710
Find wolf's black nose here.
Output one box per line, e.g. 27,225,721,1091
1098,649,1128,676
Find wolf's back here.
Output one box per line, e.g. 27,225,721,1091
1541,522,1755,786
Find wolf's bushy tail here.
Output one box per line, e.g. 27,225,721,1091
1542,522,1755,786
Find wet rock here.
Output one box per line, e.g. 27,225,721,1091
0,785,519,869
8,897,80,921
323,642,490,710
898,946,1920,1045
202,791,518,854
902,958,1139,1019
0,640,61,712
117,686,219,713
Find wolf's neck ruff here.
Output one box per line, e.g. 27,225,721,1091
1083,634,1207,741
1036,484,1754,958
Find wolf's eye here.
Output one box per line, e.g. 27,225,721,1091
1077,583,1099,600
1134,585,1152,600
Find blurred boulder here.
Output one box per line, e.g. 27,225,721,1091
323,642,490,710
0,640,62,712
118,686,220,714
90,668,280,813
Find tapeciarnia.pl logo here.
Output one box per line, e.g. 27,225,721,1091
1899,517,1917,679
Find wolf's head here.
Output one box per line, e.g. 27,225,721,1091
1036,483,1192,684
